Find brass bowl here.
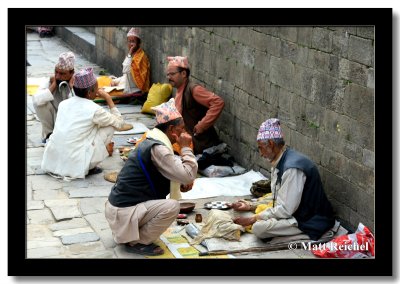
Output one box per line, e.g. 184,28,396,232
179,202,195,213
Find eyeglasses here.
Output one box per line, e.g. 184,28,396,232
166,71,180,77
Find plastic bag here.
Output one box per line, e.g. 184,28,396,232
197,152,234,170
141,83,172,114
202,143,228,155
200,165,246,177
312,222,375,258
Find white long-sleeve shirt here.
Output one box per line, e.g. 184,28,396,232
151,145,198,185
122,56,141,94
256,149,307,220
92,106,124,129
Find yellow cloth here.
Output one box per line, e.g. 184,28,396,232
145,128,181,200
130,48,150,93
97,76,112,88
141,83,173,114
245,193,274,233
95,76,124,100
255,192,274,214
27,85,39,96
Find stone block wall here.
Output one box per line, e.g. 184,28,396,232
93,27,128,76
93,26,375,231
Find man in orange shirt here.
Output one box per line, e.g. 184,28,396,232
111,27,150,96
166,56,225,154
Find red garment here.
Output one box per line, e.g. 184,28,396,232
175,82,224,134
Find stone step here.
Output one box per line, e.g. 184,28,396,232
55,27,96,62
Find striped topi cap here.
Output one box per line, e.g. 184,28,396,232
127,27,141,39
167,56,190,69
74,67,97,89
151,98,182,125
55,52,75,70
257,118,284,141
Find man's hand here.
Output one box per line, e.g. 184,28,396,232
128,46,135,57
96,88,116,109
175,132,192,148
96,88,110,99
49,76,57,93
229,200,253,211
233,216,257,227
180,183,193,192
68,75,75,90
193,124,202,136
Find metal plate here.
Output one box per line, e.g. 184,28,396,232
204,201,230,210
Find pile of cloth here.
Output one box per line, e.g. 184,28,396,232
250,179,271,198
190,210,244,245
196,143,246,177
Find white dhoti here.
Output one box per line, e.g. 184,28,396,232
89,126,114,170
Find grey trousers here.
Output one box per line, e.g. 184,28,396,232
105,199,180,245
33,101,57,140
252,217,304,239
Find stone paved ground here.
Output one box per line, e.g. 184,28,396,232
26,30,316,259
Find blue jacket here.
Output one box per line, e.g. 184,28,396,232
276,148,335,240
108,138,170,207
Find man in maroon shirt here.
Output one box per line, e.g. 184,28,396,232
166,56,225,154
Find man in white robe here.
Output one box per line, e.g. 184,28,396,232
41,67,133,179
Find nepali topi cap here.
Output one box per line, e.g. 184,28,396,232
257,118,284,141
151,98,183,125
55,52,75,70
74,67,97,89
127,27,141,39
167,56,190,69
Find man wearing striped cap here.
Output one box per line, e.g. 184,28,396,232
105,98,198,256
41,67,133,179
230,118,335,241
166,56,225,154
32,51,75,143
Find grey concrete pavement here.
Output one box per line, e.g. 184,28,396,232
26,29,316,259
27,30,154,258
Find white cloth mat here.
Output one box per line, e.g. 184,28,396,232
180,170,266,199
203,220,345,252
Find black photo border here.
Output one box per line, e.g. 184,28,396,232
9,7,393,277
